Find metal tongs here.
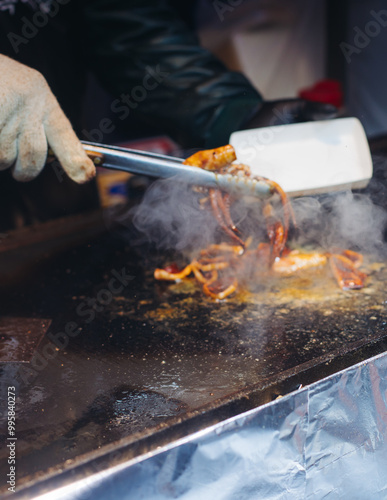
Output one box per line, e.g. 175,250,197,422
82,141,273,198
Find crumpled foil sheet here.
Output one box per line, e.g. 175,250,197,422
37,351,387,500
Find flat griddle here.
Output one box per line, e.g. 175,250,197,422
1,210,387,497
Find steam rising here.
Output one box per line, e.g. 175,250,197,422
127,171,387,260
292,190,387,256
129,178,256,255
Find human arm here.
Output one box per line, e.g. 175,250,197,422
80,0,262,148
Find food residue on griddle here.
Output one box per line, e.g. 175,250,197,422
154,145,368,300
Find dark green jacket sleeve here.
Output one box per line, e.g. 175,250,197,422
80,0,263,148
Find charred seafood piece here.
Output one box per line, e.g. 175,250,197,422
154,145,367,300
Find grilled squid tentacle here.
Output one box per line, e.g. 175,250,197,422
154,264,193,281
219,192,240,234
203,278,238,300
328,250,367,290
209,189,246,248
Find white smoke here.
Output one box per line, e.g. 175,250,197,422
292,189,387,257
124,163,387,261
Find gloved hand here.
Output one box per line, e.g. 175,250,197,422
0,55,95,183
244,98,338,130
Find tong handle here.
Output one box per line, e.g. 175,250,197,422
48,141,273,198
47,142,182,170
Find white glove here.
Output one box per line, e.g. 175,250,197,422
0,55,95,183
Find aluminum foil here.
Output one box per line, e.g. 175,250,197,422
35,350,387,500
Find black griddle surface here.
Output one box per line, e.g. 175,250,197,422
1,228,387,494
